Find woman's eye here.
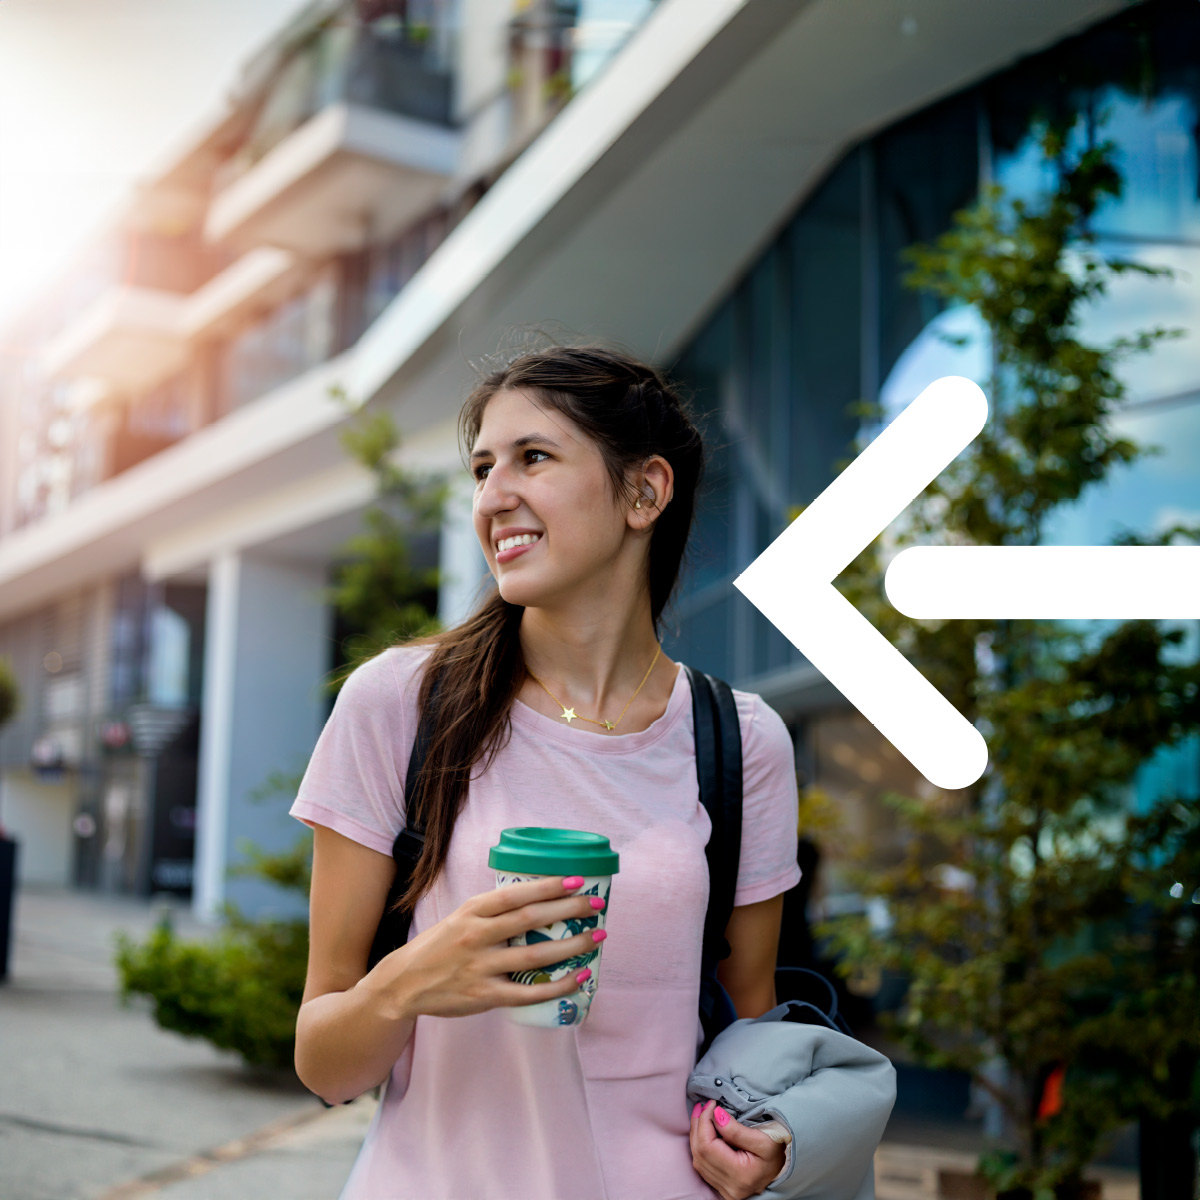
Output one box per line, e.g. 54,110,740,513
474,450,548,481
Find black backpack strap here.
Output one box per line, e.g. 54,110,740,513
366,669,442,972
712,671,743,920
686,666,743,965
685,665,744,1055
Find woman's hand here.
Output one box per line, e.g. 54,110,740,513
368,874,606,1020
690,1100,787,1200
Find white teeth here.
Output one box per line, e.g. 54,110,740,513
497,533,541,552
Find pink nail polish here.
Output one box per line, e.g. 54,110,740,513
691,1102,701,1120
589,897,605,910
591,929,607,943
575,968,592,983
562,876,584,888
714,1106,730,1127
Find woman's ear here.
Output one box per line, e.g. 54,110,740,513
628,455,674,530
644,455,674,511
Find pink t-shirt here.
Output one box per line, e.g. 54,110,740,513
290,645,802,1200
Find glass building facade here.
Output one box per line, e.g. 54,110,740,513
663,0,1200,827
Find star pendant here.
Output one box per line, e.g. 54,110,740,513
560,707,577,723
601,720,615,730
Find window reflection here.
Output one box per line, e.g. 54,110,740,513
666,151,863,682
667,0,1200,709
1094,91,1199,242
786,148,861,502
1083,237,1200,404
876,306,991,429
1043,400,1200,546
873,93,978,392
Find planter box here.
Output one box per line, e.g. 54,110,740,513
938,1170,1102,1200
939,1171,991,1200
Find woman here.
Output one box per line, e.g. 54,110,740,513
291,345,802,1200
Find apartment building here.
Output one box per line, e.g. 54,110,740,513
0,0,661,913
1,0,1197,926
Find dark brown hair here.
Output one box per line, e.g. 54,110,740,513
393,344,705,914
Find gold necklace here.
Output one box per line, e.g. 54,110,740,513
526,645,662,731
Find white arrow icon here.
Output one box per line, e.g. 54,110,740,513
734,374,1200,790
733,376,990,791
885,545,1200,619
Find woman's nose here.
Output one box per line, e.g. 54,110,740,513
476,464,519,517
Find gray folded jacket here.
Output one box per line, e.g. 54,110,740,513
686,1000,897,1200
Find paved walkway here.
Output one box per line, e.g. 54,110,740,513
1,884,1139,1200
0,884,368,1200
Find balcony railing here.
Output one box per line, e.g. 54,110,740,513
344,27,456,127
214,17,456,199
205,102,459,254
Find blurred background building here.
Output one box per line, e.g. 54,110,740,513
0,0,1196,954
0,0,664,912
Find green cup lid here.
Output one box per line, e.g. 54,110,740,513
488,827,620,876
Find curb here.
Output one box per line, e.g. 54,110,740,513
97,1098,376,1199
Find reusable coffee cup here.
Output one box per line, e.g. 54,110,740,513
488,827,619,1027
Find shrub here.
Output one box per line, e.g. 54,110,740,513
115,903,308,1072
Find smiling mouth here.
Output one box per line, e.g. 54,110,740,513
495,533,542,563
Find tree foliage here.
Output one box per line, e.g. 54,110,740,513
824,130,1200,1196
327,388,448,670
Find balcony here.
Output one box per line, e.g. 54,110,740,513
41,288,189,396
184,247,301,338
205,102,459,255
41,249,305,397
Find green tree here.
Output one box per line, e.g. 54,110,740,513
824,129,1200,1198
117,398,448,1070
327,388,448,670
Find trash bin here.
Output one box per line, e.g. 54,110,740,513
0,835,17,982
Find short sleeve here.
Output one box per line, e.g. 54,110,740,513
732,694,802,906
288,647,428,856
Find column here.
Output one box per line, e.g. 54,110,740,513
193,550,328,922
438,473,490,628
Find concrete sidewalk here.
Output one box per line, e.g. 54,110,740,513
0,884,368,1200
1,884,1139,1200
